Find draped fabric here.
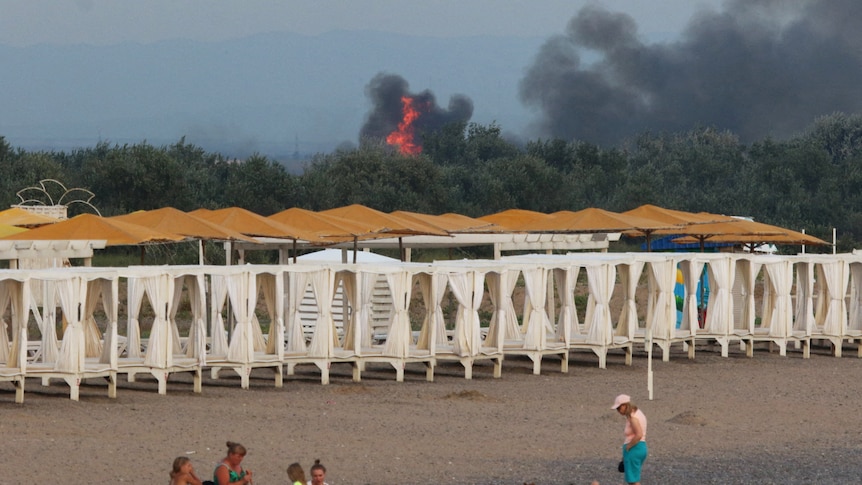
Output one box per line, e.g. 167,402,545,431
126,277,146,358
585,264,615,345
485,269,520,346
616,262,644,340
209,274,230,356
793,262,815,335
248,276,267,353
848,263,862,334
357,271,378,349
0,278,28,371
814,264,828,329
648,259,677,339
521,266,550,350
258,273,282,355
0,283,10,364
704,257,732,336
286,271,309,353
820,260,849,338
415,272,447,351
54,277,85,373
226,272,254,363
554,266,579,344
308,268,335,358
340,271,359,351
97,278,119,367
735,259,759,334
761,270,775,332
384,270,412,358
678,260,703,336
36,281,60,364
144,274,173,368
183,274,208,362
764,260,793,338
81,279,105,358
448,271,484,356
169,276,186,355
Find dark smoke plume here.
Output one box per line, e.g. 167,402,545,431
360,73,473,142
520,0,862,146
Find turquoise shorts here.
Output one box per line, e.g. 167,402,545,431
622,440,648,483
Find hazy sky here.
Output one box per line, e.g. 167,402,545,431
1,0,725,46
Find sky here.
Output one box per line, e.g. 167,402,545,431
1,0,725,46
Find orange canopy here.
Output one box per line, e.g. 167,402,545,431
190,207,322,241
622,204,737,235
111,207,258,243
1,213,184,246
391,211,504,234
519,207,673,233
0,207,60,227
321,204,449,236
0,223,27,238
269,207,379,240
478,209,551,231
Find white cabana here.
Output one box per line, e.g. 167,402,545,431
811,256,850,356
25,267,119,401
750,256,810,357
0,271,29,403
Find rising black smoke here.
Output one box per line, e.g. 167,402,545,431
520,0,862,146
360,73,473,143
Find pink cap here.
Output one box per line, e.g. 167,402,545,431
611,394,630,409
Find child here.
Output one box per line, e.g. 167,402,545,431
287,462,306,485
170,456,203,485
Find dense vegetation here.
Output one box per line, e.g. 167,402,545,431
3,112,862,253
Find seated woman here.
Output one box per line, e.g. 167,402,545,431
213,441,253,485
169,456,203,485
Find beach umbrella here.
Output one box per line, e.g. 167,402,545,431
621,204,738,251
391,210,505,233
269,207,386,262
111,207,258,243
0,207,60,227
190,207,323,242
518,207,674,234
672,225,829,251
321,204,449,262
477,209,552,231
0,223,27,238
1,213,183,246
666,218,790,251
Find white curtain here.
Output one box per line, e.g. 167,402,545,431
764,260,793,338
308,268,335,358
340,271,359,351
415,272,448,351
616,262,644,339
704,257,732,336
357,271,378,349
678,259,703,336
181,274,208,362
169,276,186,355
226,272,254,363
554,266,580,343
793,262,815,335
0,281,11,364
97,278,119,368
485,269,520,346
585,264,615,345
848,263,862,334
286,271,309,353
126,277,146,358
0,278,28,371
522,266,550,350
54,276,85,373
735,259,759,334
209,274,230,357
144,274,173,368
258,273,283,356
820,260,849,338
82,279,104,358
448,270,484,356
649,259,677,339
384,270,412,358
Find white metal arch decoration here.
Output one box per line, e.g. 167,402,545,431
14,178,101,218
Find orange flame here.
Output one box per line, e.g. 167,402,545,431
386,96,422,155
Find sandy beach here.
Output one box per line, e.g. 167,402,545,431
3,341,861,485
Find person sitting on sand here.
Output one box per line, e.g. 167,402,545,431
214,441,253,485
612,394,648,485
307,459,329,485
170,456,203,485
287,462,306,485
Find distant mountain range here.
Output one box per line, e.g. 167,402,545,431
0,31,547,160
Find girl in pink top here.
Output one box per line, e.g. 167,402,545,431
612,394,648,484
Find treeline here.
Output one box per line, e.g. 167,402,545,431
2,112,862,252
